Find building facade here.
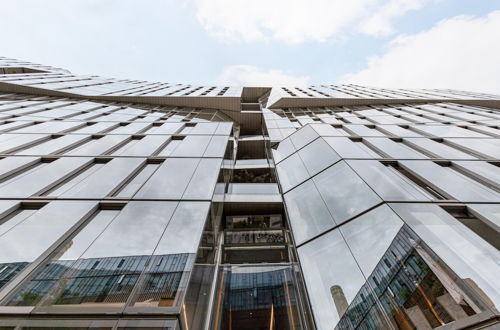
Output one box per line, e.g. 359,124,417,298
0,57,498,329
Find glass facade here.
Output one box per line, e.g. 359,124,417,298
0,56,498,329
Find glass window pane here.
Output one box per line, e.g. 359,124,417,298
0,134,50,154
40,202,178,308
61,158,145,198
389,203,500,310
0,157,92,198
203,135,229,158
0,156,39,179
310,123,347,136
377,125,424,137
272,137,296,163
275,153,310,192
129,202,210,307
154,202,210,255
401,160,500,202
313,161,381,224
365,137,427,159
284,180,335,245
344,125,387,137
0,209,38,237
13,121,84,134
339,205,403,275
188,123,218,135
298,138,340,176
289,125,318,150
109,122,151,134
215,122,233,135
0,201,97,290
467,204,500,230
147,122,184,134
16,135,90,156
347,160,431,201
135,158,199,199
453,161,500,188
113,135,170,156
404,137,476,159
298,229,368,329
68,135,131,156
413,125,489,138
114,164,160,198
447,138,500,159
72,122,119,134
182,158,222,200
6,210,119,306
323,137,375,158
170,136,210,157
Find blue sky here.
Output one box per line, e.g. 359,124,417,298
1,0,499,93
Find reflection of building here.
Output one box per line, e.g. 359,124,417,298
8,254,191,307
0,56,498,329
219,266,300,330
336,226,478,330
0,262,29,289
330,285,348,318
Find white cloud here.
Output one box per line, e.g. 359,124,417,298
195,0,428,44
217,65,311,86
359,0,428,36
342,11,500,94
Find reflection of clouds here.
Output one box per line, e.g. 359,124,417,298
339,205,403,276
313,161,381,223
62,157,145,198
82,201,210,258
391,203,500,309
298,229,366,330
0,201,96,263
82,202,178,258
59,211,118,260
284,180,334,244
154,202,210,255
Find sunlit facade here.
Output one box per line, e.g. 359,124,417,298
0,57,498,329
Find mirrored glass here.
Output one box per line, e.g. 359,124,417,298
298,229,368,329
61,158,145,198
182,158,222,200
0,157,92,198
135,158,199,199
313,161,381,224
0,201,97,290
284,180,335,245
347,160,431,201
401,160,500,202
390,203,500,310
289,125,318,150
298,138,340,176
40,202,178,308
275,153,310,192
323,137,375,158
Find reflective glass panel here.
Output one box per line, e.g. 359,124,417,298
313,161,381,224
284,180,335,245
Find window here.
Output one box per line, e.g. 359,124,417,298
298,138,340,176
347,160,431,201
284,180,335,245
313,161,381,224
275,153,309,192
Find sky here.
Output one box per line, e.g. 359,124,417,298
1,0,500,93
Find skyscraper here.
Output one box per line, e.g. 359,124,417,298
0,57,498,329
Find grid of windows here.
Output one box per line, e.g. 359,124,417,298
275,102,500,329
0,57,499,330
0,90,232,329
